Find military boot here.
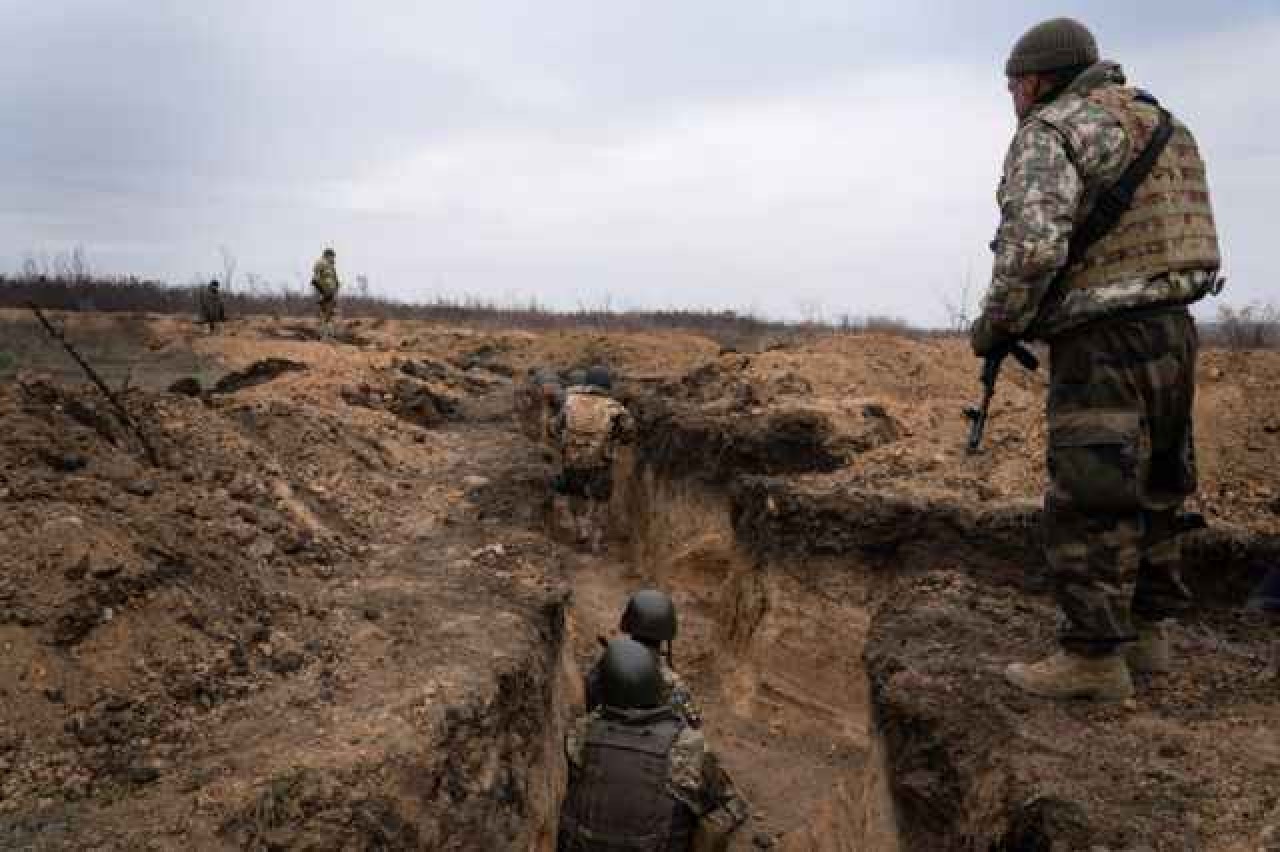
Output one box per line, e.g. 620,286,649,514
1004,650,1134,701
1126,619,1172,674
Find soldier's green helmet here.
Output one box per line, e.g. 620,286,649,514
619,589,677,643
585,365,613,391
1005,18,1098,76
601,638,663,709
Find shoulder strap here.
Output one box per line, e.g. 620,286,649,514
1065,101,1174,268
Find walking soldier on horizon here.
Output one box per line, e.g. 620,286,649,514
971,18,1223,700
311,247,341,339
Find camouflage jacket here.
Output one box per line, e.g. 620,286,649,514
565,709,748,838
979,62,1221,340
553,387,635,469
311,257,340,299
584,654,704,728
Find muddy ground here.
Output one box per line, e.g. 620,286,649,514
0,309,1276,850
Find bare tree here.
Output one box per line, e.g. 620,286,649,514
940,265,976,333
795,296,826,327
244,272,268,298
218,246,237,292
20,252,45,280
1216,303,1279,350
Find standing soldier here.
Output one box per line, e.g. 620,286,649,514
971,18,1222,700
310,247,341,339
558,638,748,852
198,279,226,334
552,365,635,552
584,589,703,728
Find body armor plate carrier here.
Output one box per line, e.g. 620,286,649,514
559,710,695,852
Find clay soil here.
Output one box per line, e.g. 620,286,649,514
1,309,1277,850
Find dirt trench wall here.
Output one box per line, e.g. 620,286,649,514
624,386,1279,851
730,475,1275,609
614,465,902,849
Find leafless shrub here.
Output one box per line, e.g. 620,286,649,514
939,268,976,334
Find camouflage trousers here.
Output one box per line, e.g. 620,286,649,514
1044,307,1198,653
317,294,336,323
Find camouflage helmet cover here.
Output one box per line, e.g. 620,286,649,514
600,637,664,709
619,589,677,643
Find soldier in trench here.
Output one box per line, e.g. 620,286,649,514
971,18,1222,700
518,366,567,446
584,589,703,729
558,638,748,852
551,365,635,552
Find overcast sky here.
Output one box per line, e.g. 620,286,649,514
2,2,1276,324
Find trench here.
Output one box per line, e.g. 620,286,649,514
555,453,903,850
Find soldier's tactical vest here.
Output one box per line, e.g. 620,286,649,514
1050,86,1220,296
558,710,695,852
312,260,339,298
561,392,619,469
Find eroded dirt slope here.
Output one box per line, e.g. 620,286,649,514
628,330,1279,850
3,312,1277,851
0,316,595,848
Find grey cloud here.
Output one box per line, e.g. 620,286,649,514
2,2,1276,321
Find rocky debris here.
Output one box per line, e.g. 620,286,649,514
37,448,87,472
866,570,1280,851
212,358,308,394
340,377,456,427
166,377,203,397
397,356,509,393
266,323,371,346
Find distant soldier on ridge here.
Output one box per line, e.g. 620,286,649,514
310,247,341,339
971,18,1222,701
198,278,226,334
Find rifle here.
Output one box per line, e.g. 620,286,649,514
963,342,1039,454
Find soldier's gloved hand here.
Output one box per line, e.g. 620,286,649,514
969,313,1015,358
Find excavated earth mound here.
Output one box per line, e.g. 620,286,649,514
630,332,1280,851
2,313,1277,850
0,319,582,849
867,570,1279,851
